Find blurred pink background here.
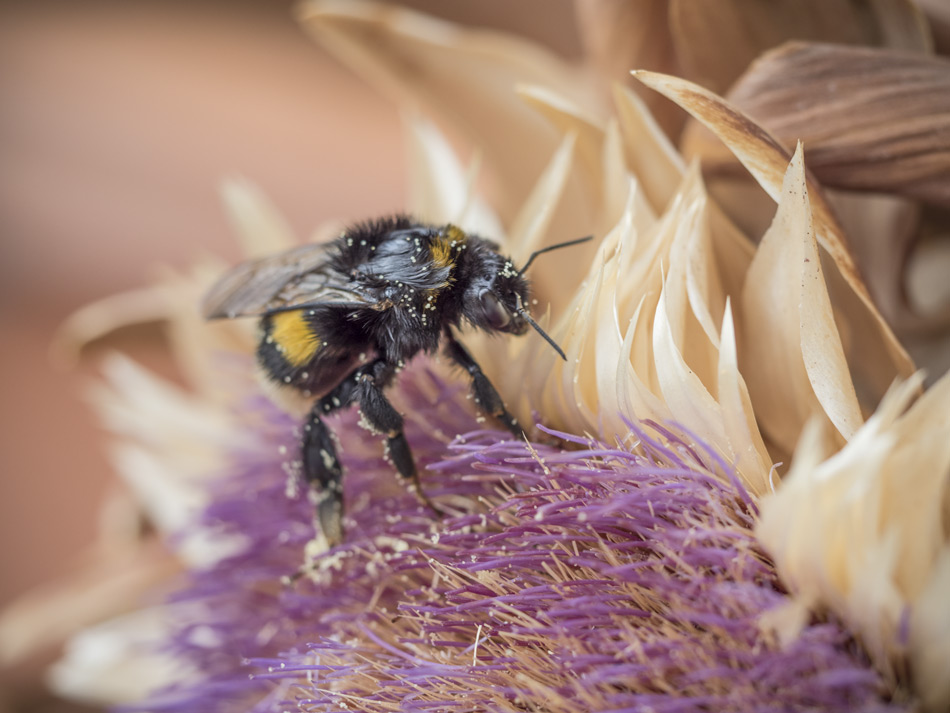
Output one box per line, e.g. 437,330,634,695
0,2,579,710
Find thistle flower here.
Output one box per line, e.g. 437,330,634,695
121,364,903,713
4,2,949,712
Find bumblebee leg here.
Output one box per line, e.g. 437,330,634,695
444,332,524,438
352,362,443,517
301,406,345,546
301,357,388,545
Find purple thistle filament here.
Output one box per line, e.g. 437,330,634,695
140,362,906,713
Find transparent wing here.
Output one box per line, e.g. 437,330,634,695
202,242,373,319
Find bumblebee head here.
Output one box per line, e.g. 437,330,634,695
473,278,530,337
470,236,593,360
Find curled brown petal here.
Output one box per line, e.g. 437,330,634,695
721,42,950,207
669,0,930,95
916,0,950,54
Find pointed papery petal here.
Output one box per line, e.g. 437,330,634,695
220,178,298,257
740,144,862,455
517,84,606,207
160,264,259,400
50,286,171,367
613,83,686,215
910,550,950,713
655,178,717,386
517,159,774,493
574,0,685,136
617,299,670,425
648,174,752,473
404,114,470,225
404,115,504,240
593,188,644,429
507,131,578,266
506,175,666,435
653,277,729,460
796,207,864,442
48,607,189,706
668,0,930,96
460,129,592,420
635,69,915,406
758,370,950,709
299,0,603,229
602,119,655,231
723,43,950,206
717,299,771,493
596,182,670,429
91,354,235,462
0,541,177,668
559,265,603,431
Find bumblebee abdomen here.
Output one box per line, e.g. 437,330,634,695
257,310,323,389
257,308,371,397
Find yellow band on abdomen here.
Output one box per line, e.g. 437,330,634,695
270,310,321,367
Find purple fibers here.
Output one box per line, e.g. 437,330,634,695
136,363,904,713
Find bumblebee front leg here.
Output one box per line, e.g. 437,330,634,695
444,331,524,438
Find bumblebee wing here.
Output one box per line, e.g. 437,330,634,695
202,243,371,319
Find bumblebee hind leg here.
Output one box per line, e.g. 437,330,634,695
302,407,345,546
301,361,375,546
303,357,441,545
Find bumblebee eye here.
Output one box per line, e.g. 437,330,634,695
479,290,511,329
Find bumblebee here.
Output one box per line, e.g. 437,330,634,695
203,215,590,545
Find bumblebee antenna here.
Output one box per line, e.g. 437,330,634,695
512,235,591,360
517,235,593,277
515,294,567,361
